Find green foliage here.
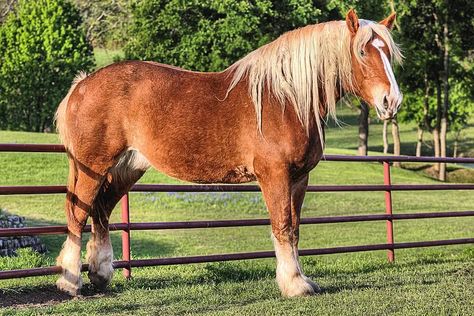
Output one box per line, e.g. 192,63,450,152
398,80,473,134
327,0,390,20
124,0,337,71
0,248,49,270
396,0,474,132
449,81,474,132
0,0,94,132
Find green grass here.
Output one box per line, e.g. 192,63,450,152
0,111,473,314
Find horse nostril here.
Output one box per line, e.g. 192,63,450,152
383,96,389,110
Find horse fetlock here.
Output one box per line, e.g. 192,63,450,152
302,275,321,293
87,256,113,289
86,238,114,289
277,273,320,297
56,273,83,296
88,269,112,289
56,235,83,296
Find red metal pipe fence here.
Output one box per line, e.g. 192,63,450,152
383,161,395,262
0,143,473,280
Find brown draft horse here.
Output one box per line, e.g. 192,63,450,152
54,10,402,297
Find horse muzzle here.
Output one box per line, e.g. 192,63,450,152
377,92,403,120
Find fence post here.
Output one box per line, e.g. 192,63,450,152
383,161,395,262
121,193,131,278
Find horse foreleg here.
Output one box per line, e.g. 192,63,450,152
258,167,318,297
289,174,320,294
56,169,104,296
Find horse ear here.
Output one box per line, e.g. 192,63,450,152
346,9,359,35
380,12,396,30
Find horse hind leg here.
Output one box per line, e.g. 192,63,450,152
56,156,108,296
86,150,148,289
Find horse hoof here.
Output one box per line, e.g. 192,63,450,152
56,276,81,297
303,276,321,293
88,271,111,290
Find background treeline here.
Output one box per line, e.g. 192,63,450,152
0,0,473,180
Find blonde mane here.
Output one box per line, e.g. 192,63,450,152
227,19,402,143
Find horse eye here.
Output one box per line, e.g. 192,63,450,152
360,50,365,56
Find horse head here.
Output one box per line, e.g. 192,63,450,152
346,9,403,120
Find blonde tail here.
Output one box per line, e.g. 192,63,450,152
54,71,88,151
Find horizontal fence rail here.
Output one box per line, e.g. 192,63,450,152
0,143,473,281
0,144,474,164
1,238,473,280
1,143,474,163
1,211,474,237
2,183,474,195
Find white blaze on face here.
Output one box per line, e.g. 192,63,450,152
371,38,402,118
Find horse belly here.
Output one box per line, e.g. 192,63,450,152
134,121,256,183
150,152,256,184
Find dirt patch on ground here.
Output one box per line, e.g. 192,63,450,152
0,286,71,308
0,285,106,309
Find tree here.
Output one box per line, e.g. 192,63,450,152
396,0,474,180
124,0,337,72
358,101,369,155
0,0,16,23
73,0,132,48
448,80,474,157
0,0,94,132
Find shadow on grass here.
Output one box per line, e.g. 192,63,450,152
360,137,474,158
0,285,69,308
0,254,471,309
0,222,176,309
0,283,120,308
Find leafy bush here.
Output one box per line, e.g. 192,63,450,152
0,248,49,270
0,0,94,132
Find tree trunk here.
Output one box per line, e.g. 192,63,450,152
433,128,440,166
358,101,369,156
416,127,423,157
383,120,389,154
433,78,442,172
439,14,450,182
391,117,401,167
439,118,447,181
453,131,460,158
423,73,431,130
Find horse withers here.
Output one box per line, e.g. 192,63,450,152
54,9,402,297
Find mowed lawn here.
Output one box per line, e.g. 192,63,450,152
0,113,473,315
